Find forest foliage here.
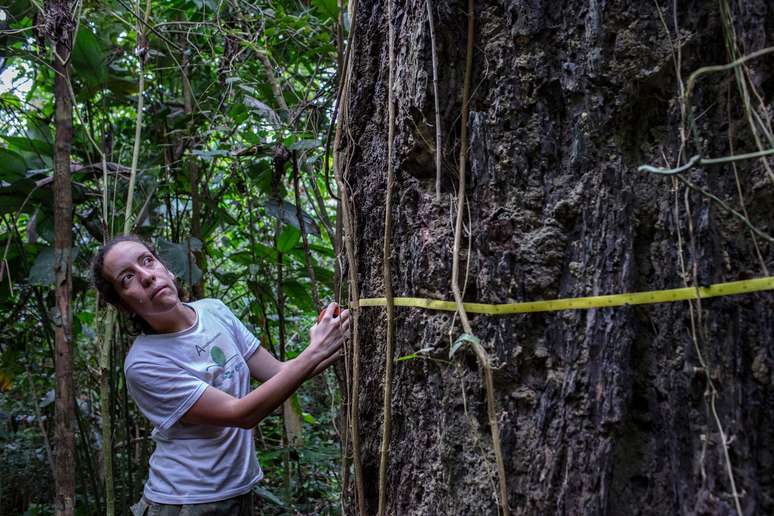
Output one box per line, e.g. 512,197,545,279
0,0,345,513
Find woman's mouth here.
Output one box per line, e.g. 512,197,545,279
151,285,169,299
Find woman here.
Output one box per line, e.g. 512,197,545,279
92,235,349,515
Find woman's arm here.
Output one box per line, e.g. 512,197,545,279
181,304,349,428
247,347,343,382
180,353,320,428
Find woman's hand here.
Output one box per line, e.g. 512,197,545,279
305,302,350,369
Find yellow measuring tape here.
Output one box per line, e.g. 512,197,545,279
359,276,774,314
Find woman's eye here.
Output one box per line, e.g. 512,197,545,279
121,274,133,286
143,256,154,265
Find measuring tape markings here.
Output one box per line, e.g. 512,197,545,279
358,276,774,315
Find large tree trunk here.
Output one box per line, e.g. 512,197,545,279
342,0,774,514
46,0,77,514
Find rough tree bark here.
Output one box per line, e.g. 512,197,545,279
44,0,76,514
341,0,774,514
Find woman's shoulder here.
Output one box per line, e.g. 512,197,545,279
191,297,229,312
192,298,236,322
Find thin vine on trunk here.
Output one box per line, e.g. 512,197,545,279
449,1,509,514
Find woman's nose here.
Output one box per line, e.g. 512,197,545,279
137,267,156,286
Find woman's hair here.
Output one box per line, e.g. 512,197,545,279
91,234,167,334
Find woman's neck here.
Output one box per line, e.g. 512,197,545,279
145,302,197,334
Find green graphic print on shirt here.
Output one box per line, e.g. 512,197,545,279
193,331,243,388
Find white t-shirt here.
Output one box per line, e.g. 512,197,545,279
124,298,263,504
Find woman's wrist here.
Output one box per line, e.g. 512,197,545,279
295,346,325,373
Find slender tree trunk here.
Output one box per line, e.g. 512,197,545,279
48,1,76,513
344,1,774,514
183,46,206,299
99,310,116,516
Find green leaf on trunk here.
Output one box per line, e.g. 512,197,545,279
450,333,480,358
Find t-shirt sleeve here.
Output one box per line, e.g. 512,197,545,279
125,361,208,432
214,300,261,360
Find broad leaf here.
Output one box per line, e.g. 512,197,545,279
450,333,481,358
288,138,321,151
264,199,320,236
244,95,280,124
283,279,315,311
0,179,53,215
156,238,203,285
28,245,79,285
71,27,108,87
312,0,338,19
3,136,52,157
0,149,28,181
276,225,300,252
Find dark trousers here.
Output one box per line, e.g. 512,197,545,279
130,491,255,516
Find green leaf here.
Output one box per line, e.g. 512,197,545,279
288,138,321,151
244,95,280,124
28,245,79,285
276,225,300,252
0,149,28,181
283,279,315,311
27,246,54,285
71,27,107,87
39,389,55,408
252,168,273,195
3,136,52,157
191,149,230,160
0,92,22,110
450,333,480,358
105,74,139,97
0,179,45,215
186,237,203,252
264,199,320,236
311,0,338,20
3,0,35,22
397,347,434,362
156,238,202,285
309,243,335,257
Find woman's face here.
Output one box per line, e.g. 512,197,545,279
101,241,181,319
